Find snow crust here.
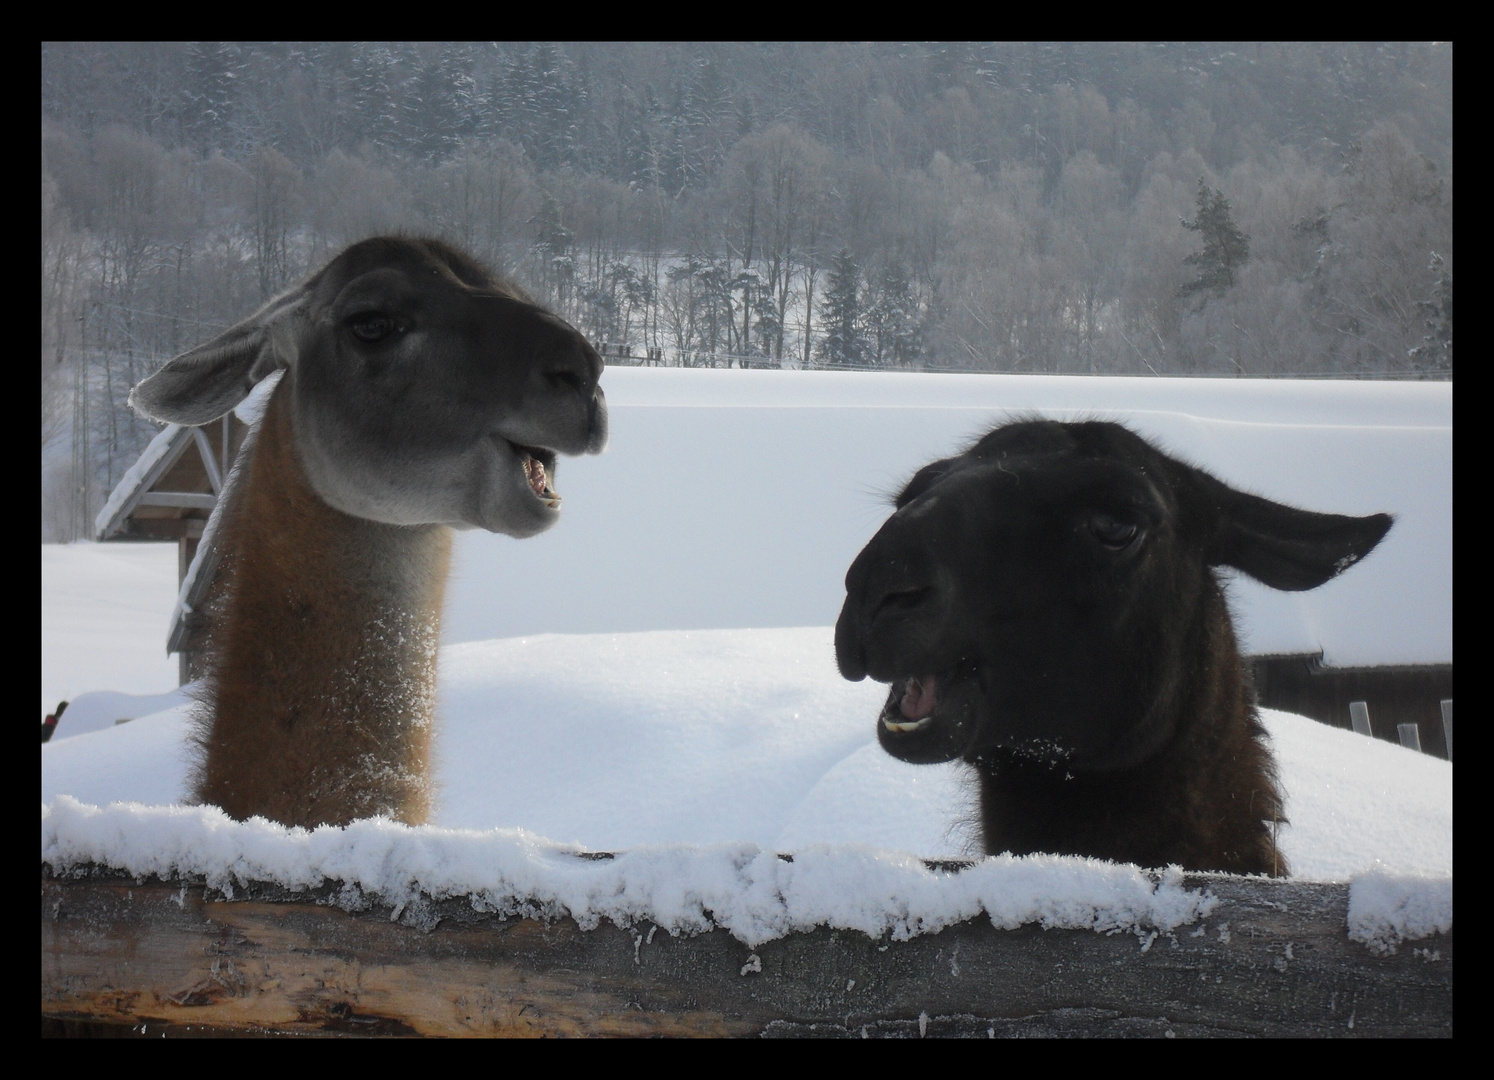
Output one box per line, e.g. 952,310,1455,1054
42,796,1216,948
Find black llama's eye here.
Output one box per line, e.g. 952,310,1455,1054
349,314,400,343
1090,513,1140,550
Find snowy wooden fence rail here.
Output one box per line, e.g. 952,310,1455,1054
41,866,1451,1038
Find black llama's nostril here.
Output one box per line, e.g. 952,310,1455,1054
873,585,934,622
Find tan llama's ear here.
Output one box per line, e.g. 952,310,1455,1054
129,286,308,426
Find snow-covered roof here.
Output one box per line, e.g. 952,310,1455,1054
443,370,1451,668
93,423,189,540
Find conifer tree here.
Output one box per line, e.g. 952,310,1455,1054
817,249,867,366
1409,252,1452,371
866,257,920,367
1178,179,1250,299
529,191,575,312
351,43,402,149
182,42,241,152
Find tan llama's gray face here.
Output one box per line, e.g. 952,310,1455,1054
129,237,608,538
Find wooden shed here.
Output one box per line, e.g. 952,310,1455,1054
94,414,249,684
1250,654,1453,760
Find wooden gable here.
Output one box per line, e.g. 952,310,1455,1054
95,414,250,683
95,416,248,545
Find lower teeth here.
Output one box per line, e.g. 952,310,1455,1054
884,716,932,733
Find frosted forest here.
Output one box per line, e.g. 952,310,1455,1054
41,42,1451,542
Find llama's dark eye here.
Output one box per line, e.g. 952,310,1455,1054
349,314,400,342
1090,513,1139,550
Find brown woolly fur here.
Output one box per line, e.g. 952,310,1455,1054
835,418,1392,876
190,387,449,827
973,585,1284,876
130,236,608,829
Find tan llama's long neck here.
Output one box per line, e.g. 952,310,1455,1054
194,383,452,827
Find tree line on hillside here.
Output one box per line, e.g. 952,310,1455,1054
41,42,1452,540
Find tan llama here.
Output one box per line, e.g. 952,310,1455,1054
129,237,608,828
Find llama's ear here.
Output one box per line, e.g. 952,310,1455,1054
129,288,307,425
1206,480,1394,591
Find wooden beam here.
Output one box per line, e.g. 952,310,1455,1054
137,492,218,511
108,519,204,542
41,869,1451,1038
191,427,224,494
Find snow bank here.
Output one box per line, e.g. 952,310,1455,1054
1263,706,1452,880
44,371,1450,714
40,687,192,740
1347,869,1454,954
43,628,1451,883
41,796,1216,948
40,543,181,716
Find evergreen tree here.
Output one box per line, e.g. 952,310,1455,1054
351,44,403,150
690,257,736,359
1178,180,1250,299
511,44,584,172
752,285,782,363
182,42,241,152
402,44,479,161
1408,251,1452,372
529,191,575,311
866,257,920,367
817,249,867,366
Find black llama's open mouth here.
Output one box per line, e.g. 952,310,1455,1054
510,443,560,508
882,673,942,734
875,668,979,765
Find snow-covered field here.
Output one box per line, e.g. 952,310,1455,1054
43,624,1452,881
42,371,1452,947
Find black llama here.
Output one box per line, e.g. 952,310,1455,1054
834,419,1392,875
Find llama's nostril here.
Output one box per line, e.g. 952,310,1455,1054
873,586,934,621
548,369,584,392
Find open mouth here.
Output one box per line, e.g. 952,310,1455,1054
883,673,940,733
512,443,560,508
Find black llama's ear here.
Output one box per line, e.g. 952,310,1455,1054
1204,476,1394,592
129,286,308,426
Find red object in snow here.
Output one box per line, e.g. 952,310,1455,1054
42,700,68,744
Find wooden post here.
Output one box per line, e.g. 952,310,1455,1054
1397,723,1422,753
1439,700,1452,762
1349,701,1372,738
